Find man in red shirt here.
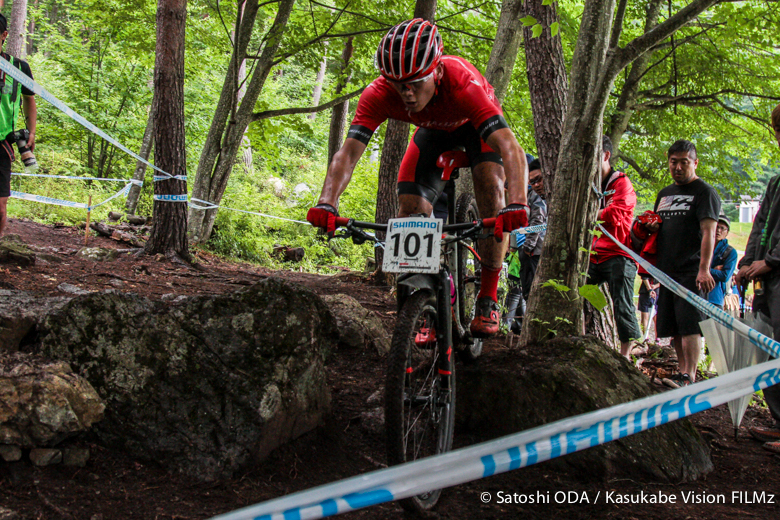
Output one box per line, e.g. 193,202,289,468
307,19,529,337
587,136,641,357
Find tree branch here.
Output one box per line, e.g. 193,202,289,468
436,24,496,42
616,153,655,180
251,87,366,121
609,0,629,49
617,0,721,69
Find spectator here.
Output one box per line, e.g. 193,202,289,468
638,274,659,338
0,13,37,237
529,160,547,200
518,159,547,303
707,214,738,308
735,102,780,453
646,140,720,385
503,234,524,333
587,136,641,358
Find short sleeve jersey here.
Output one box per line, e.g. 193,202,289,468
653,178,721,276
347,56,506,145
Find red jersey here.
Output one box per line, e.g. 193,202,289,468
591,170,637,264
347,56,506,144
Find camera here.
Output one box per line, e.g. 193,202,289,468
13,128,37,171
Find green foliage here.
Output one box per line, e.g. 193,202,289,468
579,284,608,311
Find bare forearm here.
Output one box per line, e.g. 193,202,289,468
22,96,36,134
317,138,365,208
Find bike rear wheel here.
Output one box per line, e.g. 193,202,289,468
385,290,455,513
455,192,483,362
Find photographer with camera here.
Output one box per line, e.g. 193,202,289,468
0,12,37,236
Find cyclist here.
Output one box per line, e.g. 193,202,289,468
307,19,529,338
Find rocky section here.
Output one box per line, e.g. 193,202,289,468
0,235,36,266
457,336,713,483
322,294,390,354
0,290,72,352
35,277,337,480
0,351,104,449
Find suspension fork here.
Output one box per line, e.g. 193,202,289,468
436,269,454,391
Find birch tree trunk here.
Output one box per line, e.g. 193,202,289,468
144,0,188,259
7,0,28,58
126,104,155,215
521,0,720,343
327,37,353,165
309,51,327,121
484,0,524,103
25,0,37,56
188,0,294,243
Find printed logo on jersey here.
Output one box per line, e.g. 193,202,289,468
657,195,694,213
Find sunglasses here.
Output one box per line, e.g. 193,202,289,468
388,72,434,92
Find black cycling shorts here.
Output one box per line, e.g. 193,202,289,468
0,138,14,197
397,124,502,204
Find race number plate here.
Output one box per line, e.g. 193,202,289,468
382,217,443,274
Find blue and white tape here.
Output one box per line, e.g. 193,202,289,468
512,223,547,235
11,172,143,185
153,194,189,202
210,357,780,520
11,181,136,211
189,198,309,225
0,55,174,181
597,224,780,358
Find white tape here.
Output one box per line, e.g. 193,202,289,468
189,198,309,225
211,357,780,520
0,55,170,180
11,172,142,185
154,175,187,182
597,224,780,358
11,182,135,211
512,223,546,235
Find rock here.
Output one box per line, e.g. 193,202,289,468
0,351,104,447
29,448,62,466
0,444,21,461
360,407,384,434
37,277,336,480
76,247,118,262
0,506,20,520
266,177,285,198
457,337,713,483
62,447,90,467
0,235,36,266
57,283,92,295
322,294,390,355
0,290,72,352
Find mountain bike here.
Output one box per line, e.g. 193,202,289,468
331,207,494,512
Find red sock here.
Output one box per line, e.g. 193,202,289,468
477,265,501,302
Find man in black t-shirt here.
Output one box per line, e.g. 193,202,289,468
646,140,721,385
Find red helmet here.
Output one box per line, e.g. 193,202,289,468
376,19,443,82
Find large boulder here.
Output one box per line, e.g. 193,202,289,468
322,294,390,355
457,336,713,483
35,277,336,480
0,351,104,447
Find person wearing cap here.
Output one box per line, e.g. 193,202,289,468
736,102,780,453
706,214,737,308
307,19,530,338
0,12,36,237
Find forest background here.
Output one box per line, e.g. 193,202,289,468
5,0,780,273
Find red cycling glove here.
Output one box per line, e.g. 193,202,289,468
306,204,338,234
494,203,529,242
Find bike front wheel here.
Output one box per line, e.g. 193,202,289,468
385,289,455,513
455,192,483,362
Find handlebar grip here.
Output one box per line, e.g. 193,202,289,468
482,217,496,228
334,217,350,227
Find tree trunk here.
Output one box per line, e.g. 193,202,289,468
484,0,524,103
25,0,37,56
606,0,664,156
7,0,28,58
126,104,155,215
188,0,294,244
521,0,568,204
309,49,327,120
327,37,353,166
144,0,188,259
373,0,436,279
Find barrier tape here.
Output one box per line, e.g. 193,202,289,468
596,224,780,359
189,198,310,225
11,172,143,185
11,181,135,211
154,194,189,202
154,175,188,182
210,357,780,520
512,223,547,235
0,55,175,181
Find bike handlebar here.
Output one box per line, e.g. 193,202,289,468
334,217,496,232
